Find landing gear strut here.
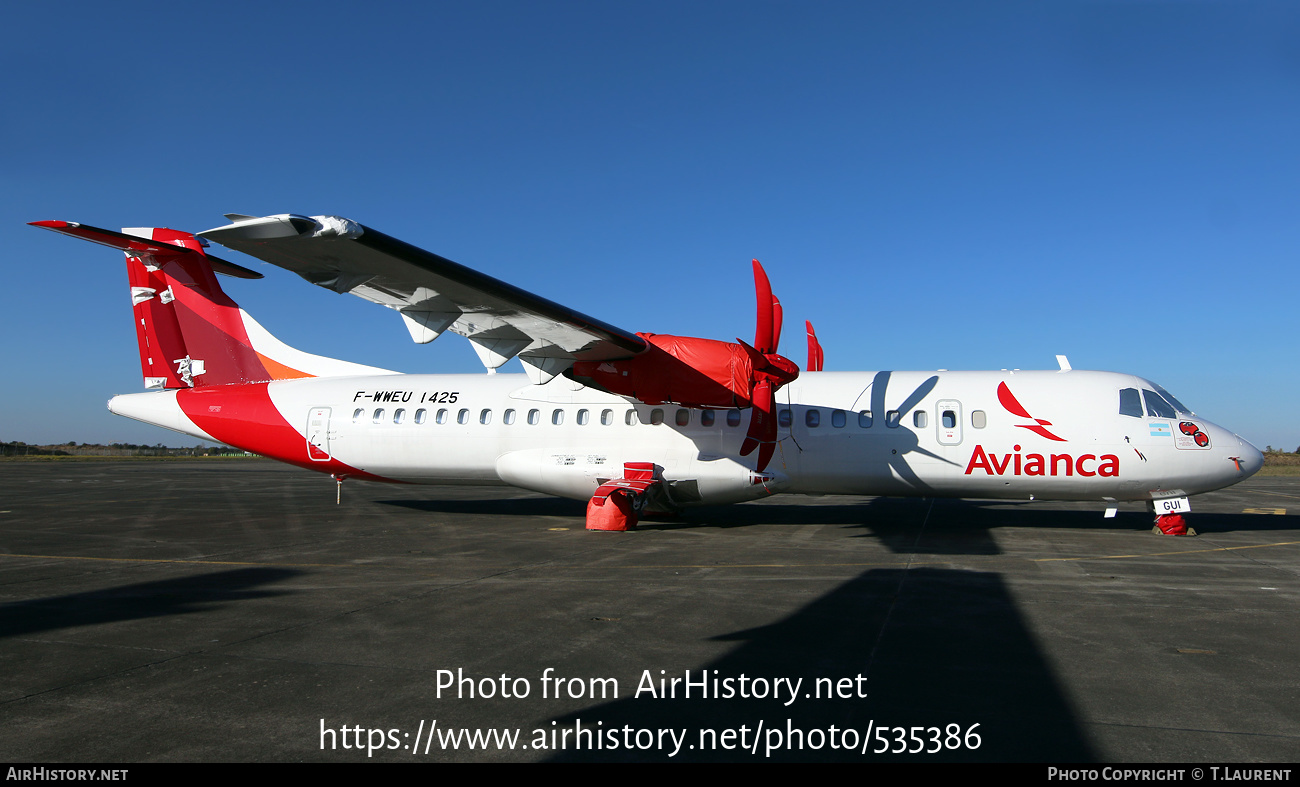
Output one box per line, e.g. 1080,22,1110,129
586,463,663,531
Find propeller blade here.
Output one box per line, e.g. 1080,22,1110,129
739,378,778,471
752,259,779,354
772,296,783,354
805,320,824,372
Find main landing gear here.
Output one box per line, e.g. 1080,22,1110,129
585,462,666,531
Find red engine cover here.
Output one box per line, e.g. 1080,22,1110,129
572,333,764,408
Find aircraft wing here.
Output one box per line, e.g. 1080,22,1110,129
199,214,647,383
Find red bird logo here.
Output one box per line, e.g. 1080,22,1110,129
997,382,1067,442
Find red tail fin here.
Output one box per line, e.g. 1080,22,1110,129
31,220,393,388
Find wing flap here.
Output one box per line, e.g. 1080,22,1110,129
199,214,646,374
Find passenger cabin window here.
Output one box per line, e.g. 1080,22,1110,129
971,410,986,428
806,409,820,428
457,409,469,425
1142,389,1176,419
1118,388,1143,418
831,409,846,428
913,410,927,428
727,410,742,427
778,409,792,428
393,408,406,424
675,409,690,426
480,409,492,425
601,409,613,426
942,410,956,429
503,409,515,425
577,409,589,425
700,409,715,427
885,410,900,428
650,409,664,425
625,409,638,426
373,409,385,424
552,409,564,425
414,409,427,424
352,408,364,423
437,408,448,425
528,409,540,425
858,410,873,428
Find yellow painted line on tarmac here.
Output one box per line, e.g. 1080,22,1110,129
1035,540,1300,563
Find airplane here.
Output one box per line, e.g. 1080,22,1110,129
30,213,1264,533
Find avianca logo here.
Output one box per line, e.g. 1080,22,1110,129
965,444,1120,477
998,382,1066,442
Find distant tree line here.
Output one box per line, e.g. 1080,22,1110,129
1,441,251,457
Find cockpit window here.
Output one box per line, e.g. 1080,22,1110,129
1153,384,1193,416
1118,388,1143,418
1142,389,1177,419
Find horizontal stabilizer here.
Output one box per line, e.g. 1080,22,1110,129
29,221,263,279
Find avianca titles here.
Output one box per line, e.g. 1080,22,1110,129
30,214,1264,531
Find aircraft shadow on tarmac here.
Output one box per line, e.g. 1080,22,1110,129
546,566,1095,762
378,494,1289,555
0,567,300,640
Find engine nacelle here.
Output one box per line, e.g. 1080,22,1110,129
570,333,797,409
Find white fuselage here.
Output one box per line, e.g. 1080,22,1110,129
108,368,1264,507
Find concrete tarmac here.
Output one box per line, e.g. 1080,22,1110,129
2,460,1297,762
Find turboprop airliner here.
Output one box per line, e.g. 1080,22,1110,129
30,214,1264,532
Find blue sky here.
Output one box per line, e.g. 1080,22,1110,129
3,1,1298,451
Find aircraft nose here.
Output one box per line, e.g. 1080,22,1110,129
1232,435,1265,479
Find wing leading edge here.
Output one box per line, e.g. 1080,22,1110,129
198,214,647,383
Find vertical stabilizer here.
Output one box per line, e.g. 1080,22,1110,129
29,220,394,388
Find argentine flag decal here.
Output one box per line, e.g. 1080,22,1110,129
1150,422,1171,437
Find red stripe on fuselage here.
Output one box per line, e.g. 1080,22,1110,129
176,383,391,481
